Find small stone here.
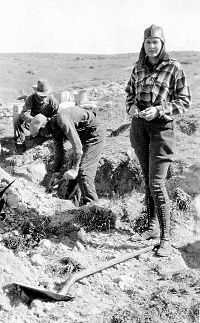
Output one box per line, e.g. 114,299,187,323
114,275,135,291
39,239,52,250
31,254,46,266
18,203,28,212
126,150,132,159
26,234,32,240
30,299,44,316
2,147,9,153
12,230,19,236
5,193,19,208
18,251,26,258
30,299,43,309
2,232,11,239
115,219,122,229
43,303,54,312
27,163,47,184
75,241,85,252
3,226,11,232
7,217,14,223
56,243,70,253
33,247,43,254
38,280,48,288
3,268,11,274
20,290,30,303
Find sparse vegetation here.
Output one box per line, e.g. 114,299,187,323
0,52,200,322
176,115,199,135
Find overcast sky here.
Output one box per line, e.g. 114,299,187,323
0,0,199,54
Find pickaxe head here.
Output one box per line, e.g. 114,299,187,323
0,180,15,198
0,180,15,217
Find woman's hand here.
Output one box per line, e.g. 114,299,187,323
128,104,140,118
139,107,159,121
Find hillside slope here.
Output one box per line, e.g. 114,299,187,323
0,53,200,322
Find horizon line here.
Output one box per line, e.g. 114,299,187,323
0,50,200,56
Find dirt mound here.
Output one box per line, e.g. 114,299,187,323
0,245,39,315
0,81,200,322
176,114,200,135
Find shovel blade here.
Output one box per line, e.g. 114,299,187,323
14,283,74,302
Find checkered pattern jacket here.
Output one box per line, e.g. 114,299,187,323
125,55,191,121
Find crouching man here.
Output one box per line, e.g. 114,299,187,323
30,106,106,206
14,79,59,150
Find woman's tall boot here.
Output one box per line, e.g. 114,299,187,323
131,194,160,241
156,204,172,257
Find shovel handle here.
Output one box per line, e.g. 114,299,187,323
60,244,155,294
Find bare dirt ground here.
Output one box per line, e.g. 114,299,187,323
0,52,200,322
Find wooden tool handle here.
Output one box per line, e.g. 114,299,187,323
61,245,154,294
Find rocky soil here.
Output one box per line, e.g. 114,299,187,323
0,81,200,322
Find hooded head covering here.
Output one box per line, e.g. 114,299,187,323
144,24,165,43
138,24,168,68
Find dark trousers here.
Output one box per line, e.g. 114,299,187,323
66,118,106,206
130,117,175,240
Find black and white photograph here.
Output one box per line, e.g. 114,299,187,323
0,0,200,322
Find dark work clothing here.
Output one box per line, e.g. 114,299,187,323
126,49,191,246
49,106,106,206
130,118,174,196
78,120,105,205
50,106,96,167
125,54,191,122
130,117,175,240
21,93,59,118
14,93,59,144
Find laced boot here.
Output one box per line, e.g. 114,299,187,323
131,195,160,241
155,204,172,257
156,240,172,257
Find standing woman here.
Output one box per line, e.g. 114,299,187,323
125,24,191,257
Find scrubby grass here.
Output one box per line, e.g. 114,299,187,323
105,280,200,323
1,51,200,323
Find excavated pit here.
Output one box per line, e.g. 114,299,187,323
1,91,200,321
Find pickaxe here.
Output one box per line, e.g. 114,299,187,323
0,180,15,220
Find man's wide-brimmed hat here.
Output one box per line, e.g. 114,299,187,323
29,114,47,137
32,79,52,96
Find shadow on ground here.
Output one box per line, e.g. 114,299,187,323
0,135,49,159
179,240,200,269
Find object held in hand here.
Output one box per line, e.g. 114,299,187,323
63,169,78,180
138,110,145,117
128,104,139,118
48,172,62,192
